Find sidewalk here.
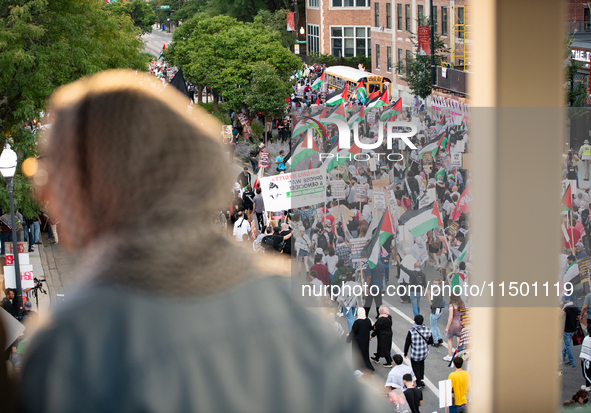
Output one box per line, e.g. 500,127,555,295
37,232,77,311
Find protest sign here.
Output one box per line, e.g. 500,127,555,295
448,220,460,237
258,152,270,169
422,152,433,169
260,168,326,211
5,253,30,266
439,379,453,408
222,125,233,140
373,191,386,211
4,264,34,290
350,238,368,263
372,178,389,191
331,180,346,199
451,152,462,168
389,388,412,413
5,242,27,254
418,187,436,208
579,257,591,278
354,184,368,202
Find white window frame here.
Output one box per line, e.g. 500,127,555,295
307,24,320,55
308,0,319,9
330,26,372,57
330,0,370,10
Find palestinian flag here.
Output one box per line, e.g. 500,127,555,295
362,208,395,269
367,90,389,110
419,137,440,159
326,143,360,172
348,106,365,127
380,98,403,121
562,184,572,212
327,103,346,121
400,202,443,237
296,70,302,80
326,84,348,106
434,167,446,182
291,109,312,137
457,240,470,262
311,72,325,91
452,182,473,220
288,133,319,169
355,80,367,103
315,97,320,105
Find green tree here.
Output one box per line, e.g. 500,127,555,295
398,18,449,100
566,33,588,107
254,9,291,50
173,0,208,22
104,0,157,34
166,14,300,112
0,0,149,216
244,62,292,122
149,0,176,26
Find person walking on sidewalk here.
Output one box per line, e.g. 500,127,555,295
564,294,580,368
371,305,393,367
395,255,427,317
403,314,433,388
347,308,375,373
426,278,444,348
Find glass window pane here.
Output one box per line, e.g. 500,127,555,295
332,38,343,56
357,27,365,37
356,38,366,56
344,27,354,37
344,0,354,6
368,38,371,55
345,38,354,56
368,27,371,36
355,0,364,6
333,0,342,6
332,27,342,37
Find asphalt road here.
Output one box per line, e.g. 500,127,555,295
142,26,173,57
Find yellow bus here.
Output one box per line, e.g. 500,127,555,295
324,66,392,101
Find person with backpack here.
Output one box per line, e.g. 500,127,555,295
403,315,433,389
312,223,331,254
395,255,427,317
232,211,251,242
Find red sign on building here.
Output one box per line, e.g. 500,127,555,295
286,12,295,32
418,26,430,55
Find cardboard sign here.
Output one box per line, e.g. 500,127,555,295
451,152,462,168
372,178,389,191
5,242,27,254
367,112,376,124
4,264,34,290
353,184,368,202
439,379,453,408
373,191,386,211
258,152,270,169
260,168,326,211
331,180,346,200
368,157,377,171
238,113,249,126
5,253,30,266
422,152,433,169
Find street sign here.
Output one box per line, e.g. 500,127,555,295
160,5,170,8
294,44,300,55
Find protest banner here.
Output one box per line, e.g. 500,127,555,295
373,190,386,211
372,178,389,191
4,264,34,290
418,187,436,208
331,180,346,200
222,125,233,140
451,152,462,168
422,152,433,169
350,238,368,263
354,184,368,202
448,220,460,237
260,168,326,211
258,152,270,169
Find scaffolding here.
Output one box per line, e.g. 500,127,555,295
451,5,469,71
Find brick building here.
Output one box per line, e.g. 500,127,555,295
304,0,373,58
567,0,591,33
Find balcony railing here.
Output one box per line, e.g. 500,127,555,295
568,21,591,33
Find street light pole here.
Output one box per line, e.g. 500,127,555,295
0,144,22,319
6,177,22,318
430,0,435,87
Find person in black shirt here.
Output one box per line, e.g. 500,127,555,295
563,294,580,368
1,289,17,318
237,167,251,188
406,173,420,210
402,373,423,413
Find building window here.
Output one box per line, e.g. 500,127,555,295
331,26,371,57
397,3,402,30
418,5,424,26
386,3,391,29
406,49,411,76
442,6,448,36
387,46,392,72
458,7,464,38
308,0,318,7
432,6,437,33
397,48,403,74
332,0,367,6
375,3,379,27
405,4,410,30
308,24,320,55
376,44,381,69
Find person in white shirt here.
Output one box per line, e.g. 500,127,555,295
385,354,417,392
309,270,325,304
580,329,591,392
322,246,340,279
233,211,251,242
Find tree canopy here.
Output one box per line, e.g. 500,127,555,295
0,0,149,216
104,0,158,34
166,14,300,112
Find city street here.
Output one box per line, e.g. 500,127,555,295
142,26,173,57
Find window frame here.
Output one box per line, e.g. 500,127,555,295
418,5,424,26
375,3,379,27
397,48,403,75
397,4,402,30
330,25,372,57
405,4,411,30
307,24,320,55
387,46,392,73
386,3,391,29
376,44,381,69
308,0,319,8
442,6,448,36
